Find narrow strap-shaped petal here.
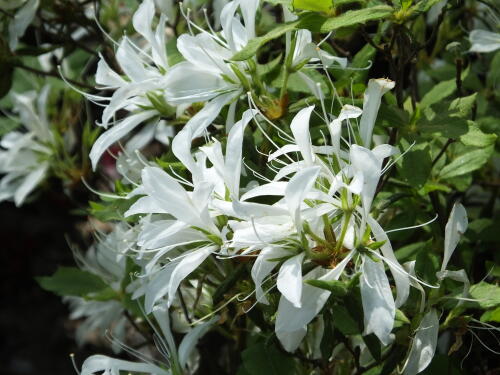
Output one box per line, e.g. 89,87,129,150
403,309,439,375
442,203,468,272
167,246,215,306
361,255,396,346
89,110,157,170
277,253,306,308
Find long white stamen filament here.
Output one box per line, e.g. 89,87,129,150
384,214,438,234
81,177,126,200
369,250,439,289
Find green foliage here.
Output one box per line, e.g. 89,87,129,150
36,267,108,297
239,340,297,375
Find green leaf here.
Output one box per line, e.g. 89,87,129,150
487,50,500,89
231,20,301,61
439,146,493,179
36,267,108,297
418,116,468,139
448,93,477,118
331,304,362,335
376,104,410,128
232,6,392,61
293,0,332,12
241,341,296,375
256,54,283,77
480,307,500,323
0,63,13,99
460,121,497,148
167,37,183,66
400,143,432,188
410,0,445,13
395,241,428,262
304,5,393,33
420,79,456,108
0,117,20,137
363,334,382,361
468,282,500,310
89,195,139,222
306,279,348,297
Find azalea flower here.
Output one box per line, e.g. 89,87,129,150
80,304,218,375
64,223,137,352
0,86,53,206
232,97,410,350
123,110,257,312
402,203,468,375
88,0,173,169
163,0,259,139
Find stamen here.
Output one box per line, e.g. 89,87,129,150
384,214,438,234
81,177,127,200
70,353,79,375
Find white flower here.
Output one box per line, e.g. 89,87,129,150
88,0,172,169
0,86,52,206
164,0,259,139
80,305,218,375
65,224,135,352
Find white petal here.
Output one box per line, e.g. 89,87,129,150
361,255,395,346
359,79,395,148
167,246,215,306
89,110,157,170
469,30,500,53
142,167,215,232
239,0,259,41
277,253,306,308
442,203,468,272
251,246,289,304
275,252,354,352
172,127,199,179
241,181,288,201
403,309,439,375
290,105,315,165
350,145,381,215
8,0,39,50
268,144,301,161
367,216,410,307
224,109,256,197
178,315,219,367
125,196,168,216
285,166,321,229
13,163,47,206
144,264,175,313
116,38,151,82
165,62,236,105
177,33,232,74
81,355,168,375
185,92,238,139
95,56,125,87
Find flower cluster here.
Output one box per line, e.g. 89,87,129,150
3,0,499,374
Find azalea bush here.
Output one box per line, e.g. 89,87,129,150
1,0,500,374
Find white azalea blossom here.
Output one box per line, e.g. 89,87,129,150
80,304,218,375
88,0,172,169
164,0,259,138
0,86,53,206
